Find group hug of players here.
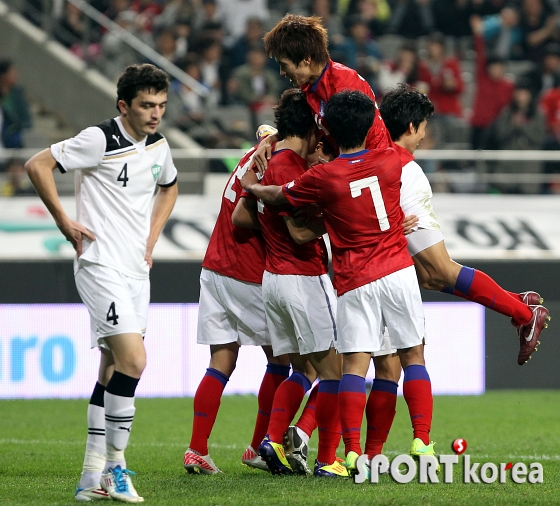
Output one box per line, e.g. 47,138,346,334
183,15,551,479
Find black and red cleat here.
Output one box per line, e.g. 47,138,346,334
517,305,551,365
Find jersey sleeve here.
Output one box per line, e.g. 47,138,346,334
157,141,178,187
282,168,322,208
50,126,105,173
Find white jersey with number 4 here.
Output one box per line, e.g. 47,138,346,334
50,116,177,279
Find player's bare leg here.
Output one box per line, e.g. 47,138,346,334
364,354,400,458
414,239,549,363
243,346,290,471
100,332,145,502
185,343,239,475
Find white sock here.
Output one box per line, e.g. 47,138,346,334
296,426,310,445
104,391,135,473
79,450,106,489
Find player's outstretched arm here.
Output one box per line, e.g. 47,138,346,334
240,169,287,204
284,215,326,244
232,196,261,229
25,148,95,256
145,182,179,268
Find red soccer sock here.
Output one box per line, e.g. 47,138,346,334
365,379,398,458
266,372,311,443
249,363,290,451
315,380,341,464
295,382,319,438
338,374,366,456
403,365,432,446
189,368,229,455
449,267,532,326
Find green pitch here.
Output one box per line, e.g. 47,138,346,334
1,391,559,505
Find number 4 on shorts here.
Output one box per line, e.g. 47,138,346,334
107,302,119,325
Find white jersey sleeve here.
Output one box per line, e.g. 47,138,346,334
50,127,105,172
156,142,178,187
400,160,441,232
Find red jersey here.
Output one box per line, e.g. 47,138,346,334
417,57,464,117
258,148,328,276
301,60,392,151
540,87,560,137
202,146,266,284
282,148,412,295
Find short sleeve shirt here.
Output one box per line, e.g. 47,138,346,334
282,148,412,295
50,117,177,278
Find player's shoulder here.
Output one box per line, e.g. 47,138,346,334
146,131,166,147
330,61,372,92
95,118,134,154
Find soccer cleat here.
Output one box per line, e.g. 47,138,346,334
519,291,543,306
342,451,360,476
410,438,440,472
241,445,269,471
258,436,293,475
183,448,221,475
313,459,349,478
517,305,551,365
282,426,310,475
75,486,110,501
100,465,143,503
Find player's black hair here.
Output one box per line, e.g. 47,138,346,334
379,84,434,142
324,90,374,151
116,64,169,111
319,135,335,157
274,88,316,139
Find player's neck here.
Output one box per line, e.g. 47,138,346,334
275,137,308,158
395,138,415,155
119,115,147,142
307,61,329,85
339,142,367,156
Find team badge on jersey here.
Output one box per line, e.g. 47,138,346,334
151,164,162,180
319,100,325,118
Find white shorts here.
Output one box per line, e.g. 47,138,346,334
407,228,445,256
337,266,425,354
197,268,269,346
262,271,337,356
372,330,397,357
74,261,150,349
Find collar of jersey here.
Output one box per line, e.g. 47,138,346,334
310,61,330,93
338,149,369,158
114,116,146,146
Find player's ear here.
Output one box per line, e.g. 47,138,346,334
408,122,415,135
117,99,128,115
316,141,324,152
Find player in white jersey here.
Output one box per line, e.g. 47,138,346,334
25,64,178,503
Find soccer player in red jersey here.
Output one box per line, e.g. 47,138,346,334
241,90,437,474
183,131,293,475
380,85,550,367
234,89,346,478
252,14,392,173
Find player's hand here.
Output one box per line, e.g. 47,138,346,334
402,214,418,235
240,168,259,190
145,248,154,269
58,217,96,257
253,139,273,175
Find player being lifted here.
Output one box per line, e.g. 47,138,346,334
379,85,550,368
233,89,346,478
241,90,435,475
25,64,178,502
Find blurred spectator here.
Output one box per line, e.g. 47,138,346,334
432,0,472,39
174,18,192,60
198,40,231,105
386,0,434,39
470,15,514,149
129,0,163,33
0,60,32,149
481,4,524,60
333,17,383,90
377,40,419,93
104,0,131,21
153,28,180,64
229,17,267,69
1,159,36,197
523,42,560,95
491,76,546,193
538,74,560,192
216,0,269,46
417,32,465,118
192,0,222,33
101,10,141,79
55,1,101,54
346,0,391,38
520,0,559,63
312,0,345,45
228,46,280,131
153,0,196,32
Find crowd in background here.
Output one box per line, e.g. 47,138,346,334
4,0,560,193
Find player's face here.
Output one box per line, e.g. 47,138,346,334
307,142,334,167
119,90,167,141
277,57,312,87
411,120,428,151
